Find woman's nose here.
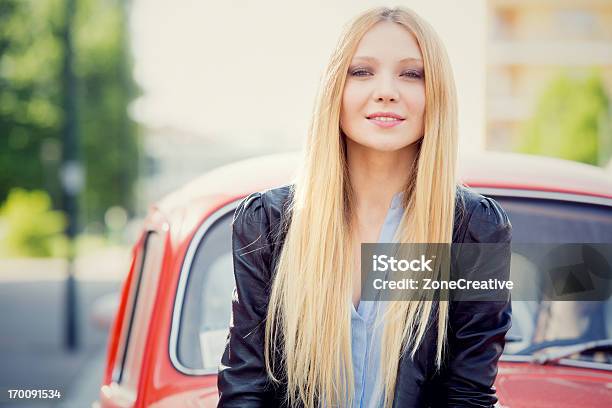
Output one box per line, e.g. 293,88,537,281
373,75,399,102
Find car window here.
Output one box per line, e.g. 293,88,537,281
113,231,165,391
498,196,612,243
111,239,145,383
496,196,612,361
176,209,234,371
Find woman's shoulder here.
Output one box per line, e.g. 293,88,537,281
233,184,293,225
232,184,294,261
454,184,512,243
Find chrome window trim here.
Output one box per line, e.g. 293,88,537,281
471,187,612,207
112,230,153,383
499,354,533,363
500,355,612,371
170,188,612,376
555,358,612,371
169,200,240,376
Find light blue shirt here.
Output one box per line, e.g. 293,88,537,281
350,192,404,408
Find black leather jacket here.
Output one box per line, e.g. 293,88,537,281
218,184,513,407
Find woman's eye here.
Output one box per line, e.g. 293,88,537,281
402,70,423,79
350,69,371,77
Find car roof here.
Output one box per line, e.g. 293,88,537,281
458,151,612,199
155,150,612,216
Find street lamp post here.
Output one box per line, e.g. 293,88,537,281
61,0,84,352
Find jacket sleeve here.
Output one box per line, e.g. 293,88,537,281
436,196,513,407
217,192,276,407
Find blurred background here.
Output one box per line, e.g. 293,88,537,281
0,0,611,406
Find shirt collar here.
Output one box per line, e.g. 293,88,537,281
390,191,405,210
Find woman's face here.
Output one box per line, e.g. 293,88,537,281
340,21,425,152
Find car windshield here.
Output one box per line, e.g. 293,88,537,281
175,194,612,372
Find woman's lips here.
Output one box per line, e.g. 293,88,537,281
367,117,405,128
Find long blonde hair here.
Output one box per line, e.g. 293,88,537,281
264,6,458,407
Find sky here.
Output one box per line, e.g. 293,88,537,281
128,0,487,151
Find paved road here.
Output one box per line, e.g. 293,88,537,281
0,278,121,407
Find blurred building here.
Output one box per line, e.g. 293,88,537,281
485,0,612,150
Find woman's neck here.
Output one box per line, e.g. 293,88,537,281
346,138,417,213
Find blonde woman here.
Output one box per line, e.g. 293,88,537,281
218,6,512,408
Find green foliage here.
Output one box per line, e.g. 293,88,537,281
74,0,141,225
0,0,64,205
0,0,141,234
516,71,611,166
0,188,67,257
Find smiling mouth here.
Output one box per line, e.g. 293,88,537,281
366,116,405,128
365,112,406,121
367,116,404,122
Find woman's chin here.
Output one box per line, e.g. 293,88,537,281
359,138,420,153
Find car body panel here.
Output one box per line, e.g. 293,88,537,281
496,362,612,407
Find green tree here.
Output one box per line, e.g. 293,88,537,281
0,0,140,233
0,0,64,206
0,188,67,257
516,71,611,166
74,0,141,226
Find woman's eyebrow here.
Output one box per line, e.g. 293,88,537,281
399,57,423,63
352,56,423,63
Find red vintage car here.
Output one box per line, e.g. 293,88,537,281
96,151,612,408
